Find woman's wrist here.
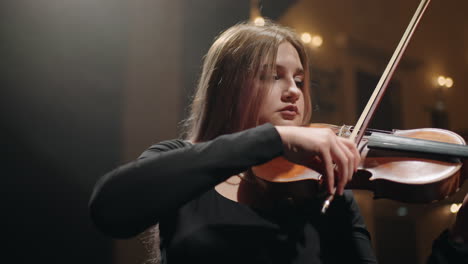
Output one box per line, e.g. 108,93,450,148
274,126,297,154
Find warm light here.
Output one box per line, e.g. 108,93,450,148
301,33,312,44
436,75,454,88
437,76,446,86
254,17,265,26
450,203,461,214
445,77,453,88
311,35,323,47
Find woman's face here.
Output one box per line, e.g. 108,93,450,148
257,41,306,127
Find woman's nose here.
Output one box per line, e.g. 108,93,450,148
282,81,301,102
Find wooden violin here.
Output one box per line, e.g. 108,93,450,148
253,123,468,204
254,0,467,211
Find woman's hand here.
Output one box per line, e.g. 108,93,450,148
450,193,468,243
275,126,360,195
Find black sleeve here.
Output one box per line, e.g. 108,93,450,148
344,192,378,264
427,230,468,264
89,123,284,239
319,191,378,264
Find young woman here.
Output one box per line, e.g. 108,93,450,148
89,20,370,264
89,20,466,263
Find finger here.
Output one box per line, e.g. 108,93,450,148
321,148,334,195
338,139,354,182
340,138,361,171
331,139,348,196
353,144,361,169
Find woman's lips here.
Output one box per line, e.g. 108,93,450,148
279,105,299,120
280,110,297,120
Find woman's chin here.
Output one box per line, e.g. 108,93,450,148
269,117,302,127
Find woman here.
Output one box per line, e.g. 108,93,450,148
89,21,377,264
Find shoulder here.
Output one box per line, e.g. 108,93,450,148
138,139,192,159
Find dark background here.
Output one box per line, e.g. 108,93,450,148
1,0,250,263
1,1,466,263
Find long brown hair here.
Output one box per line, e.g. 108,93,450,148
185,20,312,142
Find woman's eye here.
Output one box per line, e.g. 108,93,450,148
273,75,280,80
295,78,304,88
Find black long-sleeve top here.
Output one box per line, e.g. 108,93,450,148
89,123,379,264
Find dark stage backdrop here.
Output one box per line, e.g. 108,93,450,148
0,0,249,263
1,1,127,263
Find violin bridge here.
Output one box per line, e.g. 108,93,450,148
338,124,352,138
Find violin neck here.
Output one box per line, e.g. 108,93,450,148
367,133,468,159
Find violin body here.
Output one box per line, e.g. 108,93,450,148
253,124,467,203
352,127,465,203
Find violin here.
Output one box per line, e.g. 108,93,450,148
253,123,468,204
254,0,467,211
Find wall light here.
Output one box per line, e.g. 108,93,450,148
450,203,461,214
301,33,312,44
445,77,453,88
436,75,454,88
437,76,446,86
254,16,265,26
311,35,323,48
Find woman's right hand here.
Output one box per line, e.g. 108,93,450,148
275,125,360,196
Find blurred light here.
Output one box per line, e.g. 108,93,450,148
436,75,454,88
437,76,446,86
301,33,312,44
311,35,323,47
397,206,408,216
335,33,348,48
450,203,461,214
445,77,453,88
254,17,265,26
